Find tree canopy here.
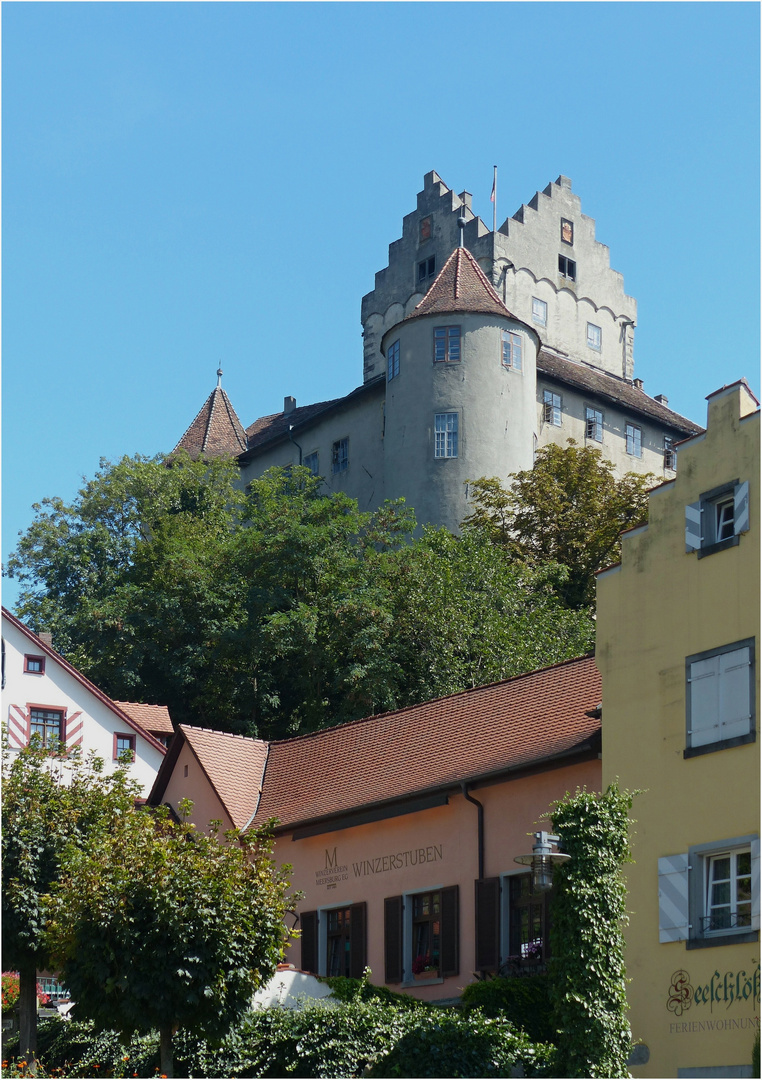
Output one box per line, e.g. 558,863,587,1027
463,441,654,608
7,454,595,738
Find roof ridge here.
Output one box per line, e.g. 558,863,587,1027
179,722,267,744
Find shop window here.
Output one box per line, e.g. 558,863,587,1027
685,638,755,757
685,480,750,557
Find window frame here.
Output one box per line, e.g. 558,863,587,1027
625,422,642,457
417,255,436,284
387,339,400,381
531,297,547,327
385,885,459,986
687,836,759,950
586,322,602,351
542,389,562,427
501,330,523,372
684,638,755,758
303,451,320,476
585,406,603,443
113,732,136,762
558,254,576,281
664,436,676,472
686,479,750,558
433,325,461,364
23,654,46,675
434,412,459,459
331,437,349,475
301,903,367,978
27,704,65,749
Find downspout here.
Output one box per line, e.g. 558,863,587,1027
461,781,484,881
288,424,303,466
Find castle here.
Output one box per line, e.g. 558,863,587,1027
174,171,701,531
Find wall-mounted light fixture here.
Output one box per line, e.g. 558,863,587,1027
514,832,569,892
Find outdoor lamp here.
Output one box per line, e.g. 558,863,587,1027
514,832,569,892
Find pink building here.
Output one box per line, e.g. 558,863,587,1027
149,654,601,999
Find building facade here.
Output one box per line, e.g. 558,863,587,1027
597,381,760,1078
2,608,169,797
149,655,602,1001
174,172,702,533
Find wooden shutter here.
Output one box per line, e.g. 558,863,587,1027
685,501,702,551
734,481,750,535
474,878,501,972
657,855,690,942
384,896,403,984
300,910,318,974
440,885,460,977
349,902,367,979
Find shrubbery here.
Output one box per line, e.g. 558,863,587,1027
461,974,554,1044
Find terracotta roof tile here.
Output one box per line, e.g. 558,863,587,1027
537,349,703,436
406,246,520,322
173,387,248,458
113,701,174,737
180,725,269,830
253,655,601,830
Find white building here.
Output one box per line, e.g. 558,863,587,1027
2,608,169,796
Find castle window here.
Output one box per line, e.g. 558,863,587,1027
303,451,319,476
387,339,400,381
434,326,461,364
418,256,436,283
586,323,601,351
24,654,45,674
501,331,522,372
30,707,64,748
585,407,603,443
561,218,574,245
664,436,676,471
625,423,642,457
542,390,562,427
531,298,547,327
558,255,576,281
114,732,136,762
434,413,458,458
331,438,349,474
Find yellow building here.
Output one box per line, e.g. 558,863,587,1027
598,380,760,1079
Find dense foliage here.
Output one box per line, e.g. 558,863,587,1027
2,740,140,1058
463,441,654,607
7,456,594,739
460,973,554,1044
549,784,636,1078
45,803,295,1078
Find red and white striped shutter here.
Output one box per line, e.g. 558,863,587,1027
7,705,29,749
65,710,82,752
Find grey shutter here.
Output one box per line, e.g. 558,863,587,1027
300,910,318,973
440,885,460,977
658,854,690,942
685,501,702,551
384,896,403,984
474,878,501,972
751,838,760,932
734,480,750,535
719,646,752,740
349,902,367,979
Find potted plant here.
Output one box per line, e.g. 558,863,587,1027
412,954,438,980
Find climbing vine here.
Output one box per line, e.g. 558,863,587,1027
549,783,637,1078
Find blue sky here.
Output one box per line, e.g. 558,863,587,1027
3,1,759,610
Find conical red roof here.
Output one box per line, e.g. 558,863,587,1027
407,246,519,321
173,385,248,458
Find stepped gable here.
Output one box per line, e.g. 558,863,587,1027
406,246,520,322
537,349,703,436
113,701,174,738
253,654,601,831
173,386,248,458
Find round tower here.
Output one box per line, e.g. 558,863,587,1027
381,245,540,533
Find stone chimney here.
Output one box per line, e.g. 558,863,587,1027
633,378,644,391
655,394,669,406
284,396,296,415
38,632,53,648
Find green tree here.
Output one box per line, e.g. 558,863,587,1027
549,784,637,1078
463,441,654,608
2,738,140,1064
44,803,295,1079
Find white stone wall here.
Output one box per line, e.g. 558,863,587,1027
2,616,165,796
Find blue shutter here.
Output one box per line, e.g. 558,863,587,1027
658,854,690,942
685,502,702,552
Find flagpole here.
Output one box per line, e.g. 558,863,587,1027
492,165,497,233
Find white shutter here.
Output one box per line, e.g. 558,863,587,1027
685,501,702,551
734,480,750,535
719,646,752,740
658,854,690,942
688,656,720,747
751,838,760,932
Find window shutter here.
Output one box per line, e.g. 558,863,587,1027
440,885,460,977
719,646,752,740
734,480,750,535
658,854,690,942
688,655,720,747
384,896,403,984
474,878,501,972
300,910,318,974
751,838,760,932
349,902,367,979
685,501,702,551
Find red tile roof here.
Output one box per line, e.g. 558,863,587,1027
537,349,702,436
173,386,248,458
406,246,521,322
253,655,600,830
170,725,269,830
112,702,174,737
